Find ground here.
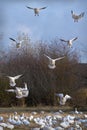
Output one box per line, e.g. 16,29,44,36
0,106,87,130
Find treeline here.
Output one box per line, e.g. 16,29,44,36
0,34,87,107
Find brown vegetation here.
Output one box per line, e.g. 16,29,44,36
0,34,87,108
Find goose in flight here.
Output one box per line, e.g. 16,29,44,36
60,37,78,48
71,10,85,22
9,38,24,48
55,93,71,105
6,83,29,99
26,6,47,16
44,54,64,69
16,83,29,98
7,74,23,87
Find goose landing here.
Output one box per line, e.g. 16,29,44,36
9,38,24,48
26,6,47,16
60,37,78,48
55,93,71,105
44,54,64,69
6,83,29,99
7,74,23,87
71,10,85,22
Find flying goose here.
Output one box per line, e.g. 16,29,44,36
7,74,23,87
26,6,47,16
55,93,71,105
9,38,24,48
16,83,29,98
44,54,64,69
60,37,78,48
6,83,29,99
71,10,85,22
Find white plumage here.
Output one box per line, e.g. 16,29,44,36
55,93,71,105
6,83,29,99
9,38,24,48
44,54,64,69
7,74,23,87
60,37,78,48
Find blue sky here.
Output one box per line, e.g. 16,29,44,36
0,0,87,63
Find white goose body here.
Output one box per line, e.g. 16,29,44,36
7,74,23,87
6,83,29,99
9,38,23,48
60,121,70,129
60,37,78,48
55,93,71,105
44,54,64,69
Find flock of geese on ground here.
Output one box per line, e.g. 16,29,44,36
0,109,87,129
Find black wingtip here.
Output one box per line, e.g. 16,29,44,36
71,10,73,14
9,37,16,42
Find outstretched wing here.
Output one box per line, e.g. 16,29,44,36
7,76,13,79
44,54,52,60
71,10,73,15
79,12,85,19
60,39,68,42
65,94,71,99
14,74,23,80
55,56,65,61
55,93,64,98
26,6,34,10
71,37,78,42
9,38,17,43
5,89,15,92
24,82,27,88
39,7,47,10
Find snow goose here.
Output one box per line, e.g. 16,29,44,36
9,38,24,48
22,117,30,125
74,108,79,114
7,74,23,87
44,54,64,69
28,115,34,121
84,114,87,118
13,112,19,120
6,123,14,130
16,83,29,98
19,113,25,121
55,93,71,105
6,87,23,99
60,121,70,129
74,120,82,129
60,37,78,48
55,126,64,130
6,83,29,99
26,6,47,16
71,10,85,22
0,123,7,128
63,115,75,125
19,82,29,97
